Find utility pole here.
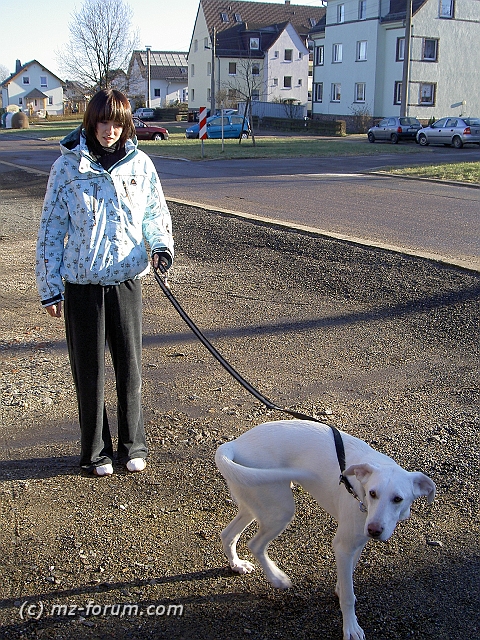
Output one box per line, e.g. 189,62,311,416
400,0,412,117
146,45,152,108
210,26,216,114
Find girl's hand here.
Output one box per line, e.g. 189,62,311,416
45,302,62,318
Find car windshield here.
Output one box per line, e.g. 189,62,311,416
399,118,419,125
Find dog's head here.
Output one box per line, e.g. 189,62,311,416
344,462,436,542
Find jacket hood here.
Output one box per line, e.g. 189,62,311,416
59,126,138,158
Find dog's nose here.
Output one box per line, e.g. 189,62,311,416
367,524,384,538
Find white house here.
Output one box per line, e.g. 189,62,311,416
128,51,188,108
1,60,64,116
310,0,480,123
188,0,326,112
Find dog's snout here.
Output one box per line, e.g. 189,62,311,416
367,524,384,538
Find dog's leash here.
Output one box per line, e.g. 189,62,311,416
153,267,365,509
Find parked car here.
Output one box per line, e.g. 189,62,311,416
133,117,168,141
133,108,155,120
367,117,421,144
416,117,480,148
185,114,250,139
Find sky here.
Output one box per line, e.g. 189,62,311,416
0,0,323,80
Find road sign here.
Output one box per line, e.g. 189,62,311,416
199,107,208,140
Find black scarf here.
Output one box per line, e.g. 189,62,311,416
86,134,126,171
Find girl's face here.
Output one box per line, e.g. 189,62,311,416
95,120,123,147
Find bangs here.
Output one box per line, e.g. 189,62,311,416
83,89,135,146
100,95,131,125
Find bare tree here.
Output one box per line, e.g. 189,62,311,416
0,63,10,83
222,58,262,145
57,0,138,90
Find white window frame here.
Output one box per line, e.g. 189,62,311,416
354,82,366,102
394,81,402,105
207,61,212,76
331,83,341,102
250,37,260,50
252,89,260,101
315,45,324,66
396,38,405,61
439,0,454,18
228,62,237,75
356,41,367,61
272,77,278,86
284,76,292,88
194,39,198,52
337,4,345,23
252,63,260,76
314,82,323,102
204,37,209,49
23,76,30,85
284,49,293,62
40,76,47,87
419,83,436,105
333,43,343,63
358,0,367,20
190,64,194,77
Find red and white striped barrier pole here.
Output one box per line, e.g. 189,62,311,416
199,106,207,157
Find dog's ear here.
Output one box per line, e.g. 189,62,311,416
344,463,378,483
411,472,436,504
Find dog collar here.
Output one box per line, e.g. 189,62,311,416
339,474,367,513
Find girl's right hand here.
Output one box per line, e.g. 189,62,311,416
45,302,62,318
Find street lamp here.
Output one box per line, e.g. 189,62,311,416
146,45,152,108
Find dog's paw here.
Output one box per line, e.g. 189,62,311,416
269,572,293,590
343,620,365,640
230,560,255,574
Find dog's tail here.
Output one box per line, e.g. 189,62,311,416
215,441,310,487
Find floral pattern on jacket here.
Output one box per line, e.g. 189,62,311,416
36,127,174,306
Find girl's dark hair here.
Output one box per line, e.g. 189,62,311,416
83,89,135,146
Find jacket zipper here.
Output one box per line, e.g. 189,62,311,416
92,183,98,222
122,180,134,209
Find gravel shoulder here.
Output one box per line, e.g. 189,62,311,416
0,169,478,640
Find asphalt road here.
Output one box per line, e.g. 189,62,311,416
0,134,479,270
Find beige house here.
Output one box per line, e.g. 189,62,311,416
188,0,326,113
1,60,64,117
128,51,188,108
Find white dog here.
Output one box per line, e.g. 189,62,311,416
215,420,436,640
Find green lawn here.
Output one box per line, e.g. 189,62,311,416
1,120,479,183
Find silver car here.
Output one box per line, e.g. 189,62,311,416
367,116,421,144
416,117,480,148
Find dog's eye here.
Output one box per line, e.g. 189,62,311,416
393,496,403,503
369,490,377,498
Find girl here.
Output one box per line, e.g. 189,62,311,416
36,89,174,476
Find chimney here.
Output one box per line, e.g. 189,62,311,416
285,0,290,4
15,60,22,73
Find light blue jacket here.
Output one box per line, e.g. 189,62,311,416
36,127,174,306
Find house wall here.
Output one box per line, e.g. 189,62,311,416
188,9,213,109
312,0,480,122
2,62,63,115
263,24,309,104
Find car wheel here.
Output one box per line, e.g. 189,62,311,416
452,136,463,149
367,132,375,143
240,131,249,139
391,133,399,144
152,133,164,141
418,133,429,146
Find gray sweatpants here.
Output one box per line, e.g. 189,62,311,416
64,279,147,470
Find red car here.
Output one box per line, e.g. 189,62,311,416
133,117,169,141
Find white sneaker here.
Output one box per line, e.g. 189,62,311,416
126,458,146,473
93,463,113,476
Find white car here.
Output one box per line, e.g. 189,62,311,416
133,108,155,121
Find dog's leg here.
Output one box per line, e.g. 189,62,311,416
247,483,296,589
333,525,367,640
221,507,256,574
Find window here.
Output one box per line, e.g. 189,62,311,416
194,39,198,52
221,12,229,22
337,4,345,23
252,63,260,76
204,37,209,49
18,97,23,105
23,76,30,85
234,13,242,22
298,78,302,86
274,50,279,58
439,0,454,18
309,17,317,27
333,43,343,63
154,88,161,97
354,82,366,102
191,88,195,101
284,49,293,61
40,76,47,87
252,89,260,101
396,37,405,61
284,76,292,88
356,41,367,61
207,88,211,101
273,77,278,86
229,62,237,75
190,64,195,77
331,83,341,102
314,82,323,102
250,38,260,50
419,83,436,105
315,45,324,66
394,81,402,105
358,0,367,20
299,52,303,59
48,96,53,105
422,38,438,61
207,61,211,75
